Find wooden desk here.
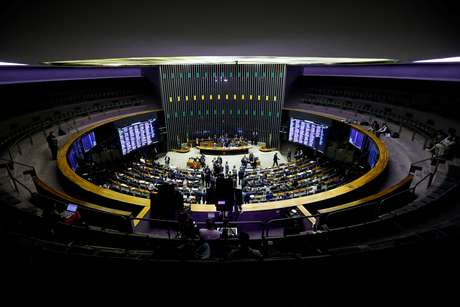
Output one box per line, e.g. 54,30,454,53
186,158,201,169
196,145,250,155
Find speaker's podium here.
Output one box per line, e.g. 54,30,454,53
212,177,242,221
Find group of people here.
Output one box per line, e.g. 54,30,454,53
426,129,457,158
201,156,241,189
196,134,248,148
368,120,391,137
176,216,262,260
240,153,260,169
368,120,457,158
187,154,206,169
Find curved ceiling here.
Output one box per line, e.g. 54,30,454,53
44,56,396,66
1,0,460,65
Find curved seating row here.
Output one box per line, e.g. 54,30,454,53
33,177,134,232
301,94,440,140
0,95,150,150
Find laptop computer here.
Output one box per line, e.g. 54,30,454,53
62,203,78,218
67,203,78,212
217,226,238,238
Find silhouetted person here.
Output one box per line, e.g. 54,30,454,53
228,232,262,259
238,167,245,185
273,153,279,167
46,131,58,160
369,120,380,133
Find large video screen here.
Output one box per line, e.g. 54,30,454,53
368,141,379,168
81,131,97,152
68,142,83,171
118,118,157,155
288,118,329,152
349,128,365,150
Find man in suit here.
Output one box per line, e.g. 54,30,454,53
46,131,58,160
273,153,279,167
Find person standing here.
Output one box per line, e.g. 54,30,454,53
201,170,205,187
273,153,279,167
238,167,245,186
46,131,58,160
164,155,170,166
225,161,229,176
287,151,292,162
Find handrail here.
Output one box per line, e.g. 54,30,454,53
264,215,320,238
412,172,433,191
32,176,132,217
0,158,36,196
0,158,37,171
410,157,434,167
378,187,414,206
130,217,179,239
9,175,34,196
130,217,267,239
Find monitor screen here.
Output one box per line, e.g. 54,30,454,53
66,203,78,212
81,131,97,152
217,227,238,237
67,142,81,171
118,118,157,155
288,118,329,152
349,128,366,150
368,141,379,168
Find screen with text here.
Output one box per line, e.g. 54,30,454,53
288,117,329,152
118,118,157,155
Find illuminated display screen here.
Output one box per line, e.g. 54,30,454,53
118,119,156,155
349,128,365,150
368,141,379,168
288,118,329,152
81,131,97,152
68,142,82,171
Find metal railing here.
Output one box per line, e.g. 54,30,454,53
130,217,267,240
0,158,36,196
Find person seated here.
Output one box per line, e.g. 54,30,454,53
198,219,221,241
266,189,274,201
227,232,262,259
176,211,198,239
376,122,391,137
368,120,380,133
426,131,456,157
194,236,211,260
